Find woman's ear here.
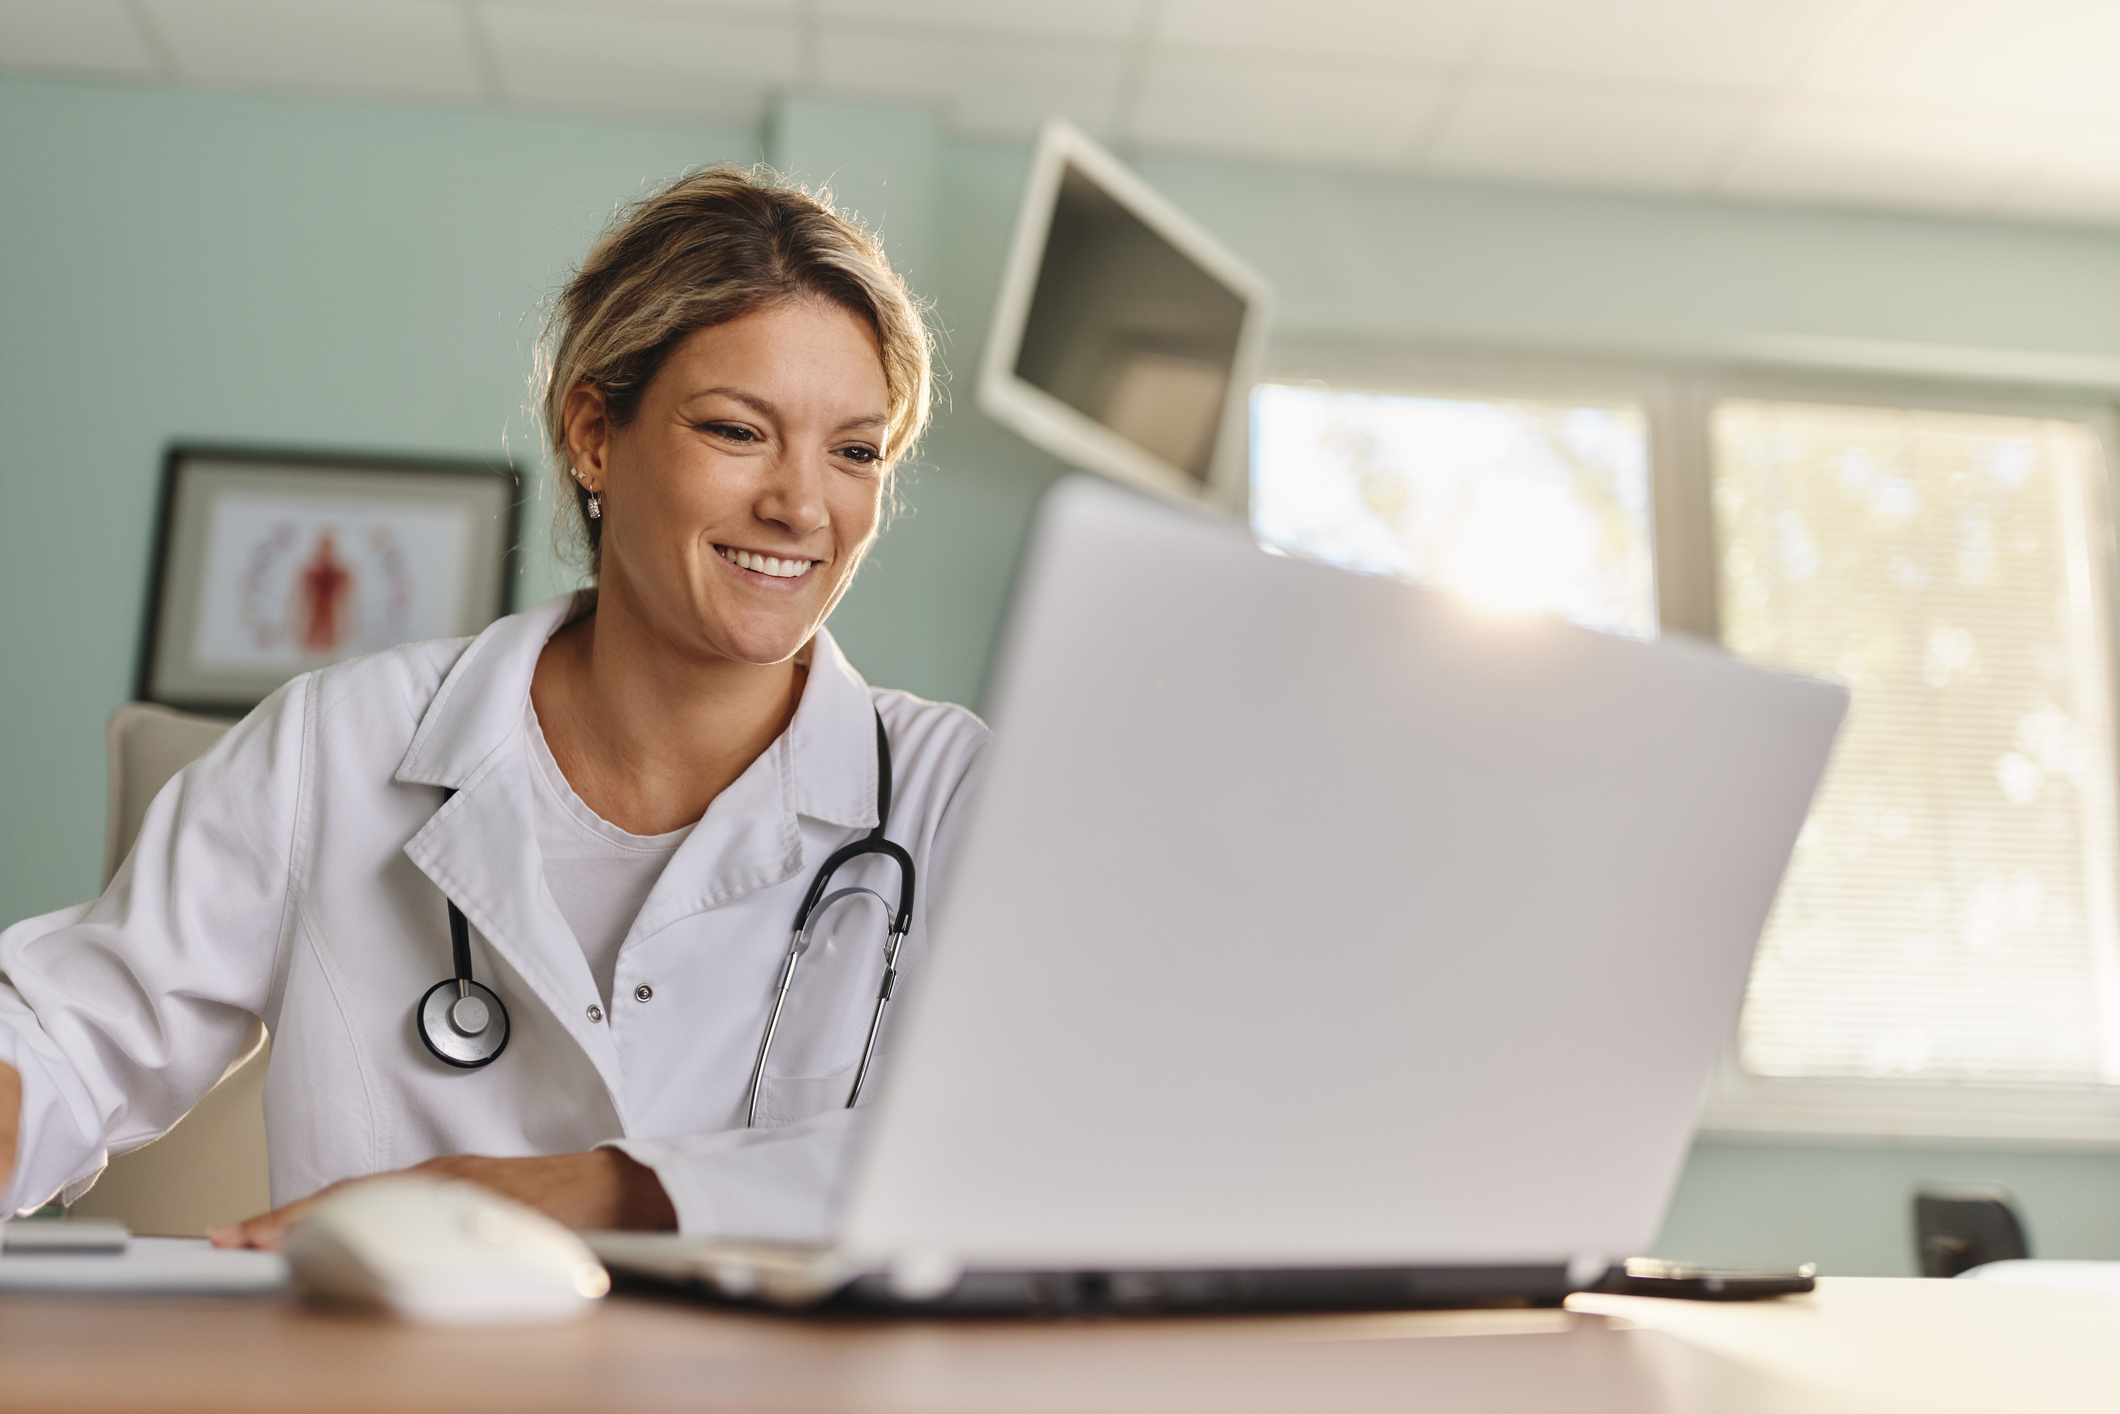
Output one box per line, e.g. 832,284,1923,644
563,381,613,493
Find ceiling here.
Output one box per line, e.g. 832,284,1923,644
5,0,2120,228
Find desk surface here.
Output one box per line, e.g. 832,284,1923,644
3,1277,2115,1414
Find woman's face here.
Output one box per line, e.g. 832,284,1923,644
569,299,893,667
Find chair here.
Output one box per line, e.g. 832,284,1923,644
63,704,272,1236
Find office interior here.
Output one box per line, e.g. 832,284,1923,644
6,1,2120,1282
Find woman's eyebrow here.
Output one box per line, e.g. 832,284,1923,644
693,386,776,417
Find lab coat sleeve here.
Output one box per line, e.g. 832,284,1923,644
0,677,308,1216
604,1109,860,1240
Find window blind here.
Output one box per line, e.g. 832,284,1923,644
1715,399,2120,1085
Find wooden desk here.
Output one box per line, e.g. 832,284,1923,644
3,1278,2114,1413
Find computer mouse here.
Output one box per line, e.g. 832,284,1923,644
283,1175,610,1326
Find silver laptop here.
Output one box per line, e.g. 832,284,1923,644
591,474,1847,1313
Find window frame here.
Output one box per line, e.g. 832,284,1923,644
1258,343,2120,1147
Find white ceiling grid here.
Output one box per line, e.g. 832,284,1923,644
3,0,2120,228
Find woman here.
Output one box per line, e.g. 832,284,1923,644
0,168,988,1246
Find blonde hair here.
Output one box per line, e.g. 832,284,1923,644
539,165,933,571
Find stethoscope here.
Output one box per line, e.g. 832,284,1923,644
415,710,915,1129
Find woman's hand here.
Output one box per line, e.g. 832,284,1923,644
209,1148,677,1250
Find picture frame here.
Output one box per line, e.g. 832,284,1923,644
137,445,521,715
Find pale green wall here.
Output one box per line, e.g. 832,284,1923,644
7,74,2120,1275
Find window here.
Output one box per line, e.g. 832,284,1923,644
1714,400,2120,1086
1253,366,2120,1141
1250,382,1657,638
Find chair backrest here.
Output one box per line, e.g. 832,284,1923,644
69,703,271,1236
104,703,236,886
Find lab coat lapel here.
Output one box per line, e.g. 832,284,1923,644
626,627,877,941
402,759,623,1098
392,593,626,1100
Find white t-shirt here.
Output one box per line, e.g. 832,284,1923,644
524,699,694,1007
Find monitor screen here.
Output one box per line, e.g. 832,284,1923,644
980,122,1271,511
1013,164,1250,488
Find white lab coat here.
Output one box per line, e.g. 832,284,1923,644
0,593,989,1237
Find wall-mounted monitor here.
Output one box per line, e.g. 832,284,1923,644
979,120,1273,513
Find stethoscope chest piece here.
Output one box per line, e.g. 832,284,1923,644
417,977,510,1068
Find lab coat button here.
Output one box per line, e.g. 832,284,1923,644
634,984,653,1002
586,1004,604,1024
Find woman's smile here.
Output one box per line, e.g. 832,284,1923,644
713,543,821,585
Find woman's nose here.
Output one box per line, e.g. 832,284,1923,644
756,451,829,535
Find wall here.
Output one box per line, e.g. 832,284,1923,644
7,74,2120,1274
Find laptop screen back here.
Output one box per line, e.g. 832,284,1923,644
844,477,1845,1274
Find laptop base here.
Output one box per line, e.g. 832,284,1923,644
593,1234,1574,1315
829,1264,1576,1315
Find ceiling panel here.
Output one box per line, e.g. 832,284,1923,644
1804,0,2120,117
1129,56,1446,166
1430,80,1759,191
1483,0,1854,89
1154,0,1492,67
818,0,1145,43
6,0,2119,232
1995,123,2120,225
815,32,1125,141
482,3,797,125
1719,97,2068,214
140,0,483,102
0,0,160,77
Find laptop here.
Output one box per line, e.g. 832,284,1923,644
590,474,1847,1313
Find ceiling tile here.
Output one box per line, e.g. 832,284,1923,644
1803,0,2120,117
0,0,160,77
481,3,796,126
818,0,1144,44
1994,122,2120,225
814,33,1125,141
140,0,482,102
1429,79,1760,191
1154,0,1492,67
1484,0,1855,90
1719,97,2068,214
1129,57,1447,167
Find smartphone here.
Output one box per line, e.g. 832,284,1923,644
1595,1257,1817,1301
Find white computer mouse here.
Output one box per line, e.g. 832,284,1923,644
283,1175,610,1326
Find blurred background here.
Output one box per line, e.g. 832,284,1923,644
7,0,2120,1275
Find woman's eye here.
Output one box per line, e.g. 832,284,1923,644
703,422,757,442
837,444,881,465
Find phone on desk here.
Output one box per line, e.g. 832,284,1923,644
1597,1257,1817,1301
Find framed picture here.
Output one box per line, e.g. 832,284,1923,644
138,445,520,715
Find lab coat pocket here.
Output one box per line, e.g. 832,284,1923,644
751,1062,863,1129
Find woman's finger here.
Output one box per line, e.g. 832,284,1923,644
208,1180,346,1249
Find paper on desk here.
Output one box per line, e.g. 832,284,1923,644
0,1235,288,1295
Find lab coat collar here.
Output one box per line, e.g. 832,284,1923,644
394,592,585,790
393,593,879,823
785,626,883,833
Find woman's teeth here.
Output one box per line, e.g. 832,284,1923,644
718,546,814,579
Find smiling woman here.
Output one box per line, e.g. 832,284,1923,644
0,167,991,1255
